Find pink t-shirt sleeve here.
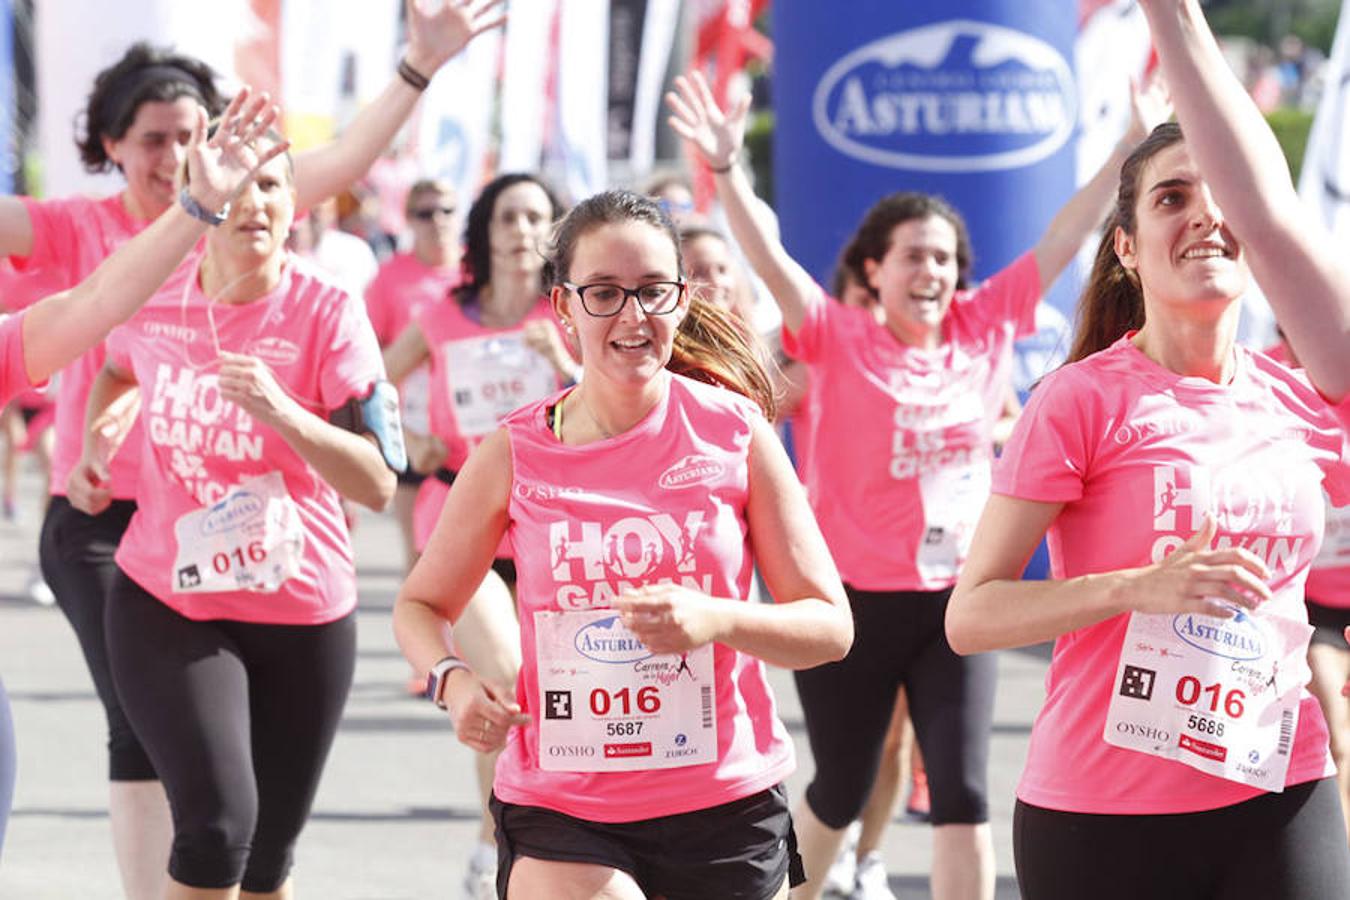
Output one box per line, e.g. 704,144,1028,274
954,250,1041,342
12,196,79,283
1,312,31,405
318,291,387,410
779,285,836,364
993,364,1093,503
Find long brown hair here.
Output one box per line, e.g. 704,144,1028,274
1067,122,1185,362
546,189,777,418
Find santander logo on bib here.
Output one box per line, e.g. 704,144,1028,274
1171,610,1266,662
813,19,1076,173
659,454,725,490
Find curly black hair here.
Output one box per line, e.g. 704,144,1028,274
77,42,225,173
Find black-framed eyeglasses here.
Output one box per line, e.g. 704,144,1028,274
410,206,455,221
564,280,686,317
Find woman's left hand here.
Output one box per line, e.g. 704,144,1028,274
614,585,727,655
217,351,297,428
404,0,507,76
1122,71,1173,146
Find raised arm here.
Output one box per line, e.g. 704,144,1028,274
1032,77,1171,287
946,496,1272,655
1140,0,1350,399
22,91,285,385
613,416,853,669
291,0,504,211
667,72,819,334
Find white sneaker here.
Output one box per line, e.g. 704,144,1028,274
854,851,897,900
821,820,861,898
27,577,55,607
462,841,497,900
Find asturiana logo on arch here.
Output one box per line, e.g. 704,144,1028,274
1171,612,1266,662
813,19,1077,173
574,615,652,664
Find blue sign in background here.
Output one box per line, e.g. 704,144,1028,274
0,0,11,195
773,0,1078,291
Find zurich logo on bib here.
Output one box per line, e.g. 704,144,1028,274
812,19,1076,174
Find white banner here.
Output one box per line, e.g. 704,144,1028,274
415,22,501,205
628,0,681,176
1299,0,1350,240
499,0,556,173
554,0,609,201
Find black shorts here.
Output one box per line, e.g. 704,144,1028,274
395,467,427,486
1307,599,1350,650
490,784,804,900
1014,778,1350,899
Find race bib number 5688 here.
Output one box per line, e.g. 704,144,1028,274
1104,609,1311,792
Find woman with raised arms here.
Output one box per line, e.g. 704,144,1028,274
945,2,1350,896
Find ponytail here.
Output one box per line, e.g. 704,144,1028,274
668,293,777,420
1066,122,1184,363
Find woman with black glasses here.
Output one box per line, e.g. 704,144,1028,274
394,188,851,899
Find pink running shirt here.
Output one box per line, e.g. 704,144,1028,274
782,252,1040,590
12,195,154,500
995,335,1350,814
364,251,459,347
410,296,563,551
107,255,385,625
493,373,795,822
0,312,31,406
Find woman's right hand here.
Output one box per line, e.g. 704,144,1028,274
67,453,112,516
1114,516,1272,619
666,70,750,171
443,667,531,754
183,87,289,219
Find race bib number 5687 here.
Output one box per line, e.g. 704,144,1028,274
534,609,716,772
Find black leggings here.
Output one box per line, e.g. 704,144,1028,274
794,586,996,828
106,572,356,891
1014,778,1350,899
38,496,154,780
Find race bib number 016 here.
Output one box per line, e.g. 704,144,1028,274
534,609,716,773
444,334,555,438
172,472,305,594
1104,609,1312,792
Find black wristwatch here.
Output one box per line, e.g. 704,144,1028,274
178,186,230,226
425,655,471,709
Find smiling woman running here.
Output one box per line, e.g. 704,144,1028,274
395,189,852,900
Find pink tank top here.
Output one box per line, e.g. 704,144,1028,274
107,256,386,625
492,373,795,822
995,336,1350,814
14,194,154,500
